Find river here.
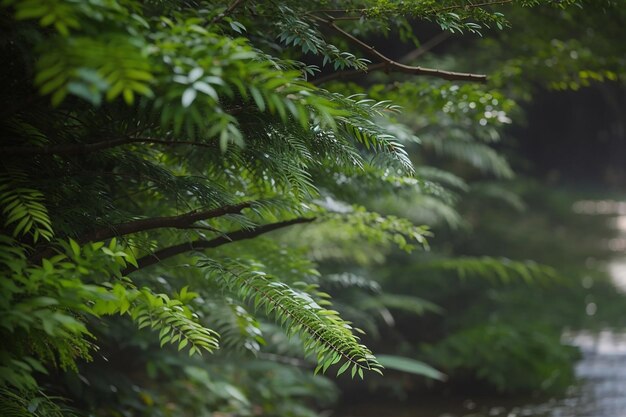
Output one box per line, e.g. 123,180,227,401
337,204,626,417
336,331,626,417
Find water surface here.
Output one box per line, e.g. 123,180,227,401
337,330,626,417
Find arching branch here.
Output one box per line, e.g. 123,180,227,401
308,1,515,20
122,217,316,274
28,202,255,265
79,202,254,243
312,32,452,85
312,16,487,83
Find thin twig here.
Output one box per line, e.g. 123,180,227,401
312,32,452,85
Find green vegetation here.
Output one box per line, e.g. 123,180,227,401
1,0,624,415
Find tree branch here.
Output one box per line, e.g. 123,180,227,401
211,0,246,24
122,217,316,274
308,1,514,19
0,137,218,157
312,16,486,83
79,202,254,244
28,202,256,265
312,63,384,85
431,0,514,14
400,31,453,63
312,32,452,85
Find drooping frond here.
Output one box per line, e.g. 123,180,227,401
420,135,514,179
0,388,75,417
360,293,443,316
319,273,382,293
470,182,526,211
333,95,415,174
200,258,383,378
129,288,220,355
416,166,469,192
276,6,370,71
289,208,431,265
203,297,265,353
0,170,54,242
420,256,559,283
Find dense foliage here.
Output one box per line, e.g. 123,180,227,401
1,0,624,415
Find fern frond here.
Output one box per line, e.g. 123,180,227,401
0,388,74,417
276,7,370,71
130,289,220,355
420,256,559,283
206,297,265,353
200,258,382,378
301,93,415,175
416,166,469,192
422,135,514,178
361,293,443,316
369,193,463,229
470,182,526,211
0,170,53,242
320,273,381,293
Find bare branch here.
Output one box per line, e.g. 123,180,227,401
312,32,452,85
123,217,316,274
313,16,487,83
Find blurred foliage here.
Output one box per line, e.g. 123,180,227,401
1,0,625,416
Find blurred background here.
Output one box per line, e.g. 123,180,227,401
330,4,626,416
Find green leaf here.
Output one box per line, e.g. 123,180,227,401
69,239,80,256
376,355,446,381
182,88,197,108
336,361,350,376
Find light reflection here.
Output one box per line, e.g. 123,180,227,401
581,276,594,288
572,200,626,215
608,260,626,293
616,215,626,232
585,302,597,316
607,238,626,251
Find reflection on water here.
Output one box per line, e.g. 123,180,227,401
337,330,626,417
338,203,626,417
608,260,626,293
521,330,626,417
